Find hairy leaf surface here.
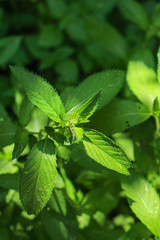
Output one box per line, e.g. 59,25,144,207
83,130,131,175
20,139,57,215
10,66,65,123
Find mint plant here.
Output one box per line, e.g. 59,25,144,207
1,52,160,239
3,1,160,238
4,66,131,215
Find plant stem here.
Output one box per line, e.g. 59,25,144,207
155,116,160,138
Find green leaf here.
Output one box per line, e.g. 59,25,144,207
38,24,63,48
127,61,160,110
0,121,17,149
65,17,88,43
118,0,149,30
118,222,151,240
74,127,84,143
61,169,77,202
83,130,132,175
0,159,18,174
19,138,57,215
10,66,65,123
70,143,106,173
45,126,66,145
56,145,70,160
55,59,79,84
54,172,65,189
65,91,100,123
152,4,160,28
25,35,48,59
12,128,28,159
153,97,160,117
19,96,34,126
113,133,134,161
62,70,125,113
26,108,48,133
46,0,67,19
89,99,151,135
131,47,155,69
0,36,22,65
85,17,128,59
121,174,160,237
85,0,117,16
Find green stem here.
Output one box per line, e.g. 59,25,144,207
155,116,160,138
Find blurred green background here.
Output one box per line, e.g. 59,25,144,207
1,0,160,98
1,0,160,239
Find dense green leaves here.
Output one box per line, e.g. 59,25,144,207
20,139,57,215
48,189,67,215
62,70,125,113
85,17,128,59
89,99,151,135
122,174,160,237
83,130,132,175
82,186,118,214
127,61,160,110
10,66,65,123
2,1,160,238
41,188,78,240
0,121,17,149
41,208,78,240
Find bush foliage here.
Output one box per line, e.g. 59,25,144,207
1,0,160,239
